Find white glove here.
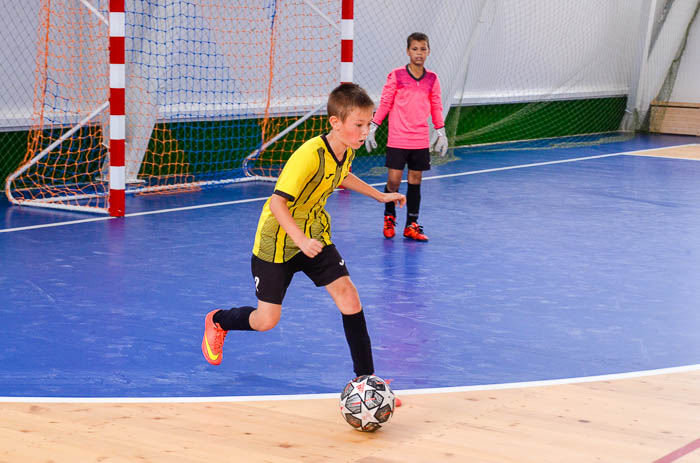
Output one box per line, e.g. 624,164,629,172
364,122,379,152
432,127,448,157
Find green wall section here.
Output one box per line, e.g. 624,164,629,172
1,97,628,189
0,131,29,190
445,97,628,146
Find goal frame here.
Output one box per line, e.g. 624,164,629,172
5,0,354,217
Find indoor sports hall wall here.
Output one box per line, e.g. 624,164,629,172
1,1,697,195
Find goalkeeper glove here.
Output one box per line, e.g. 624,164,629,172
364,122,379,152
432,127,448,157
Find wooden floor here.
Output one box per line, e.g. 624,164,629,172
631,143,700,160
1,369,699,463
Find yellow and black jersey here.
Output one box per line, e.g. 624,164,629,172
253,135,354,263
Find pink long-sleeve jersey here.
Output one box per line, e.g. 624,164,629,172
372,65,445,150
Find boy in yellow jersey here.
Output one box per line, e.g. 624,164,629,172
202,83,406,385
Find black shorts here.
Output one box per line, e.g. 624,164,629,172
251,244,350,305
385,146,431,171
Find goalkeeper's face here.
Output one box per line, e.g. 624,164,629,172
407,39,430,67
330,107,374,151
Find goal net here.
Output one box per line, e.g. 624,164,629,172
6,0,340,214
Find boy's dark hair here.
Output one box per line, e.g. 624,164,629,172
407,32,430,49
327,83,374,121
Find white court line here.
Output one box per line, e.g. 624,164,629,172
0,196,271,233
0,215,115,233
2,143,697,234
398,152,622,184
0,363,698,403
411,143,699,184
124,196,271,218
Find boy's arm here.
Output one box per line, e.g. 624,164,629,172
429,73,448,156
372,71,398,126
430,74,445,129
365,70,397,153
340,173,406,207
269,193,323,258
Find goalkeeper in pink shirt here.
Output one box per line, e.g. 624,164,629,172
365,32,448,242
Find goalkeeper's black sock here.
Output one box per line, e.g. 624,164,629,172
406,182,421,226
384,185,397,217
214,306,255,331
342,309,374,377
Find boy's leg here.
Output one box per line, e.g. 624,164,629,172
203,302,283,366
202,254,294,365
384,147,409,238
384,168,403,217
403,167,429,241
405,169,423,227
383,168,403,238
402,147,430,241
215,300,281,332
325,276,374,377
303,245,373,377
302,245,399,404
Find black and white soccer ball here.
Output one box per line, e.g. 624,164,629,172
339,375,395,432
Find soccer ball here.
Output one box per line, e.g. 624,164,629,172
339,375,395,432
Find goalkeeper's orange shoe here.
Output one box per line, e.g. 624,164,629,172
383,215,396,239
202,310,227,365
403,222,428,241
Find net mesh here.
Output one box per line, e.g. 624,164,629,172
16,1,109,209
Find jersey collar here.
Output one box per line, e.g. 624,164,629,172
321,134,347,166
405,64,426,81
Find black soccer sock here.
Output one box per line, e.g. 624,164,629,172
213,306,256,331
342,309,374,377
383,185,396,218
406,182,421,226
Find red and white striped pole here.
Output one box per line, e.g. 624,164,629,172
339,0,354,187
341,0,353,84
108,0,126,217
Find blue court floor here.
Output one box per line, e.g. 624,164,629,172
1,133,699,398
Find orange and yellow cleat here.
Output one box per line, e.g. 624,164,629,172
201,310,227,365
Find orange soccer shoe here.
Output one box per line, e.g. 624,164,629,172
383,215,396,239
202,310,227,365
403,222,428,241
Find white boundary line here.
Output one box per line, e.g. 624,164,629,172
413,143,699,183
0,196,271,233
2,144,697,235
0,215,115,233
124,196,271,218
1,363,698,404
